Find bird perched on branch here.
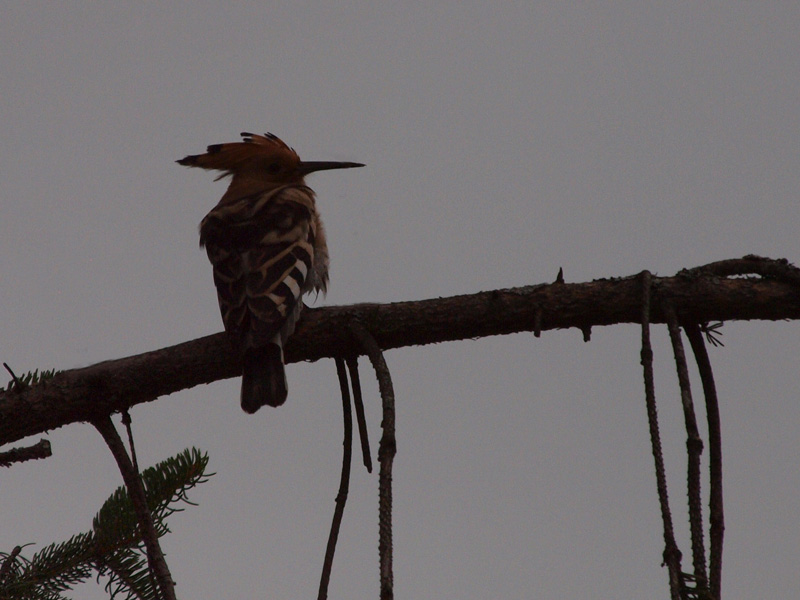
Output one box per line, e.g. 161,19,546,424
178,132,363,413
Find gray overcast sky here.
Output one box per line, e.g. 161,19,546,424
2,3,799,598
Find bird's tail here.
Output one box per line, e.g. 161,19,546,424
241,344,288,413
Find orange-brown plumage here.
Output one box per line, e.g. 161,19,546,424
177,133,308,203
178,132,362,412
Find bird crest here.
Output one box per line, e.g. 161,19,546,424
177,132,306,202
177,132,301,180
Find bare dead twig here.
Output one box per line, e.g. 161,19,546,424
92,416,176,600
2,363,23,391
0,439,52,468
346,356,373,473
350,321,396,600
121,410,139,474
664,303,708,592
639,272,682,600
318,358,354,600
684,323,724,600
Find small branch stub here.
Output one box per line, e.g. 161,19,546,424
0,439,52,467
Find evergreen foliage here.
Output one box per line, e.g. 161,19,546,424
3,368,60,392
0,448,211,600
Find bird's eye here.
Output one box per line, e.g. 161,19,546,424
266,162,282,174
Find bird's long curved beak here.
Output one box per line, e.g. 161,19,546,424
298,161,365,175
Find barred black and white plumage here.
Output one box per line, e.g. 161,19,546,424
178,132,362,412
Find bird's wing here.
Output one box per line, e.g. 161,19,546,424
200,186,318,351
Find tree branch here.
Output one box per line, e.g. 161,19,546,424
317,357,353,600
2,256,799,446
684,322,725,600
0,438,52,467
92,416,176,600
346,356,373,473
664,304,707,590
639,272,682,599
350,322,396,600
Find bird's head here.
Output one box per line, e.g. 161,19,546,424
177,132,363,190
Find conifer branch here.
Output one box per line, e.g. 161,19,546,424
1,255,799,447
93,417,176,600
0,449,210,600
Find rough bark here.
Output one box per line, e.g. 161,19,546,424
2,255,799,446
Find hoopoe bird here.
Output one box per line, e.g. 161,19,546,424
178,132,363,413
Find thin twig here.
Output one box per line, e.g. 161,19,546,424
684,322,724,600
2,363,22,391
121,410,139,474
318,357,354,600
346,355,373,473
639,272,682,600
0,439,52,467
349,321,396,600
92,416,176,600
664,303,708,592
